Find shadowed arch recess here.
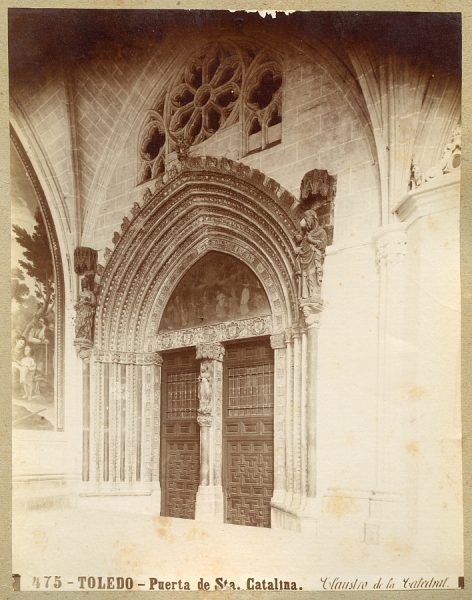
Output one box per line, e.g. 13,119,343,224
95,156,301,353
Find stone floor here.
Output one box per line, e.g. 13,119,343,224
12,506,444,592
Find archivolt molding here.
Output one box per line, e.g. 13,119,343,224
95,156,301,353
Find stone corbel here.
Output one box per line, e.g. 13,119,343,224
299,300,323,329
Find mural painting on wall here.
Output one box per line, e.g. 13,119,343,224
159,251,271,332
11,148,55,430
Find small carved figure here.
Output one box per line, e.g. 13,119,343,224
176,134,191,162
409,157,423,190
295,208,328,299
130,202,141,218
121,216,130,233
75,289,97,341
143,187,152,204
198,362,212,415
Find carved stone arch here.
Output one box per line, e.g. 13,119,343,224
95,156,301,353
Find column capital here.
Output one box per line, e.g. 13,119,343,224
74,339,93,362
270,332,286,349
374,224,407,268
196,342,225,362
197,414,212,427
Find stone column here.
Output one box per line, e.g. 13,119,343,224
284,329,294,510
290,326,302,512
299,300,323,528
269,333,287,513
141,352,163,511
194,342,225,522
363,225,409,543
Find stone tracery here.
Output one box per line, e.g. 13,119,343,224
138,42,284,183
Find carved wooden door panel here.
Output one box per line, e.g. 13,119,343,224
160,349,200,519
223,338,274,527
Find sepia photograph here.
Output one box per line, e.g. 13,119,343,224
8,6,464,593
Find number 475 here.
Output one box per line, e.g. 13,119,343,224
32,576,62,589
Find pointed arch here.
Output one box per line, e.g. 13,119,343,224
95,156,301,353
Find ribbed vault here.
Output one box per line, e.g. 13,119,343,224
95,157,301,352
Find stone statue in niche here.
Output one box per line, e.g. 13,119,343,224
198,361,212,425
74,288,96,343
295,208,328,299
74,246,98,357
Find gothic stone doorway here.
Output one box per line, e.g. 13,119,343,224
160,349,200,519
223,338,274,527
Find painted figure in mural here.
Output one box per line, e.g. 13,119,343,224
26,316,49,346
215,291,229,320
19,346,36,401
240,285,250,316
12,337,26,397
295,208,328,299
75,289,97,341
198,362,212,414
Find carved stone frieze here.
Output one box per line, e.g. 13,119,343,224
94,349,162,366
154,316,272,352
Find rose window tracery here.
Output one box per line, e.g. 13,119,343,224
168,44,242,146
138,43,283,184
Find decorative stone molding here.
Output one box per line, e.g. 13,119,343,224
374,225,408,268
155,316,272,351
195,342,225,362
270,332,286,349
94,349,162,366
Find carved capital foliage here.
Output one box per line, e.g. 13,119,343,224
196,342,225,362
197,413,213,427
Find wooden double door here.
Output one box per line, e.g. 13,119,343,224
160,339,274,527
160,349,200,519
